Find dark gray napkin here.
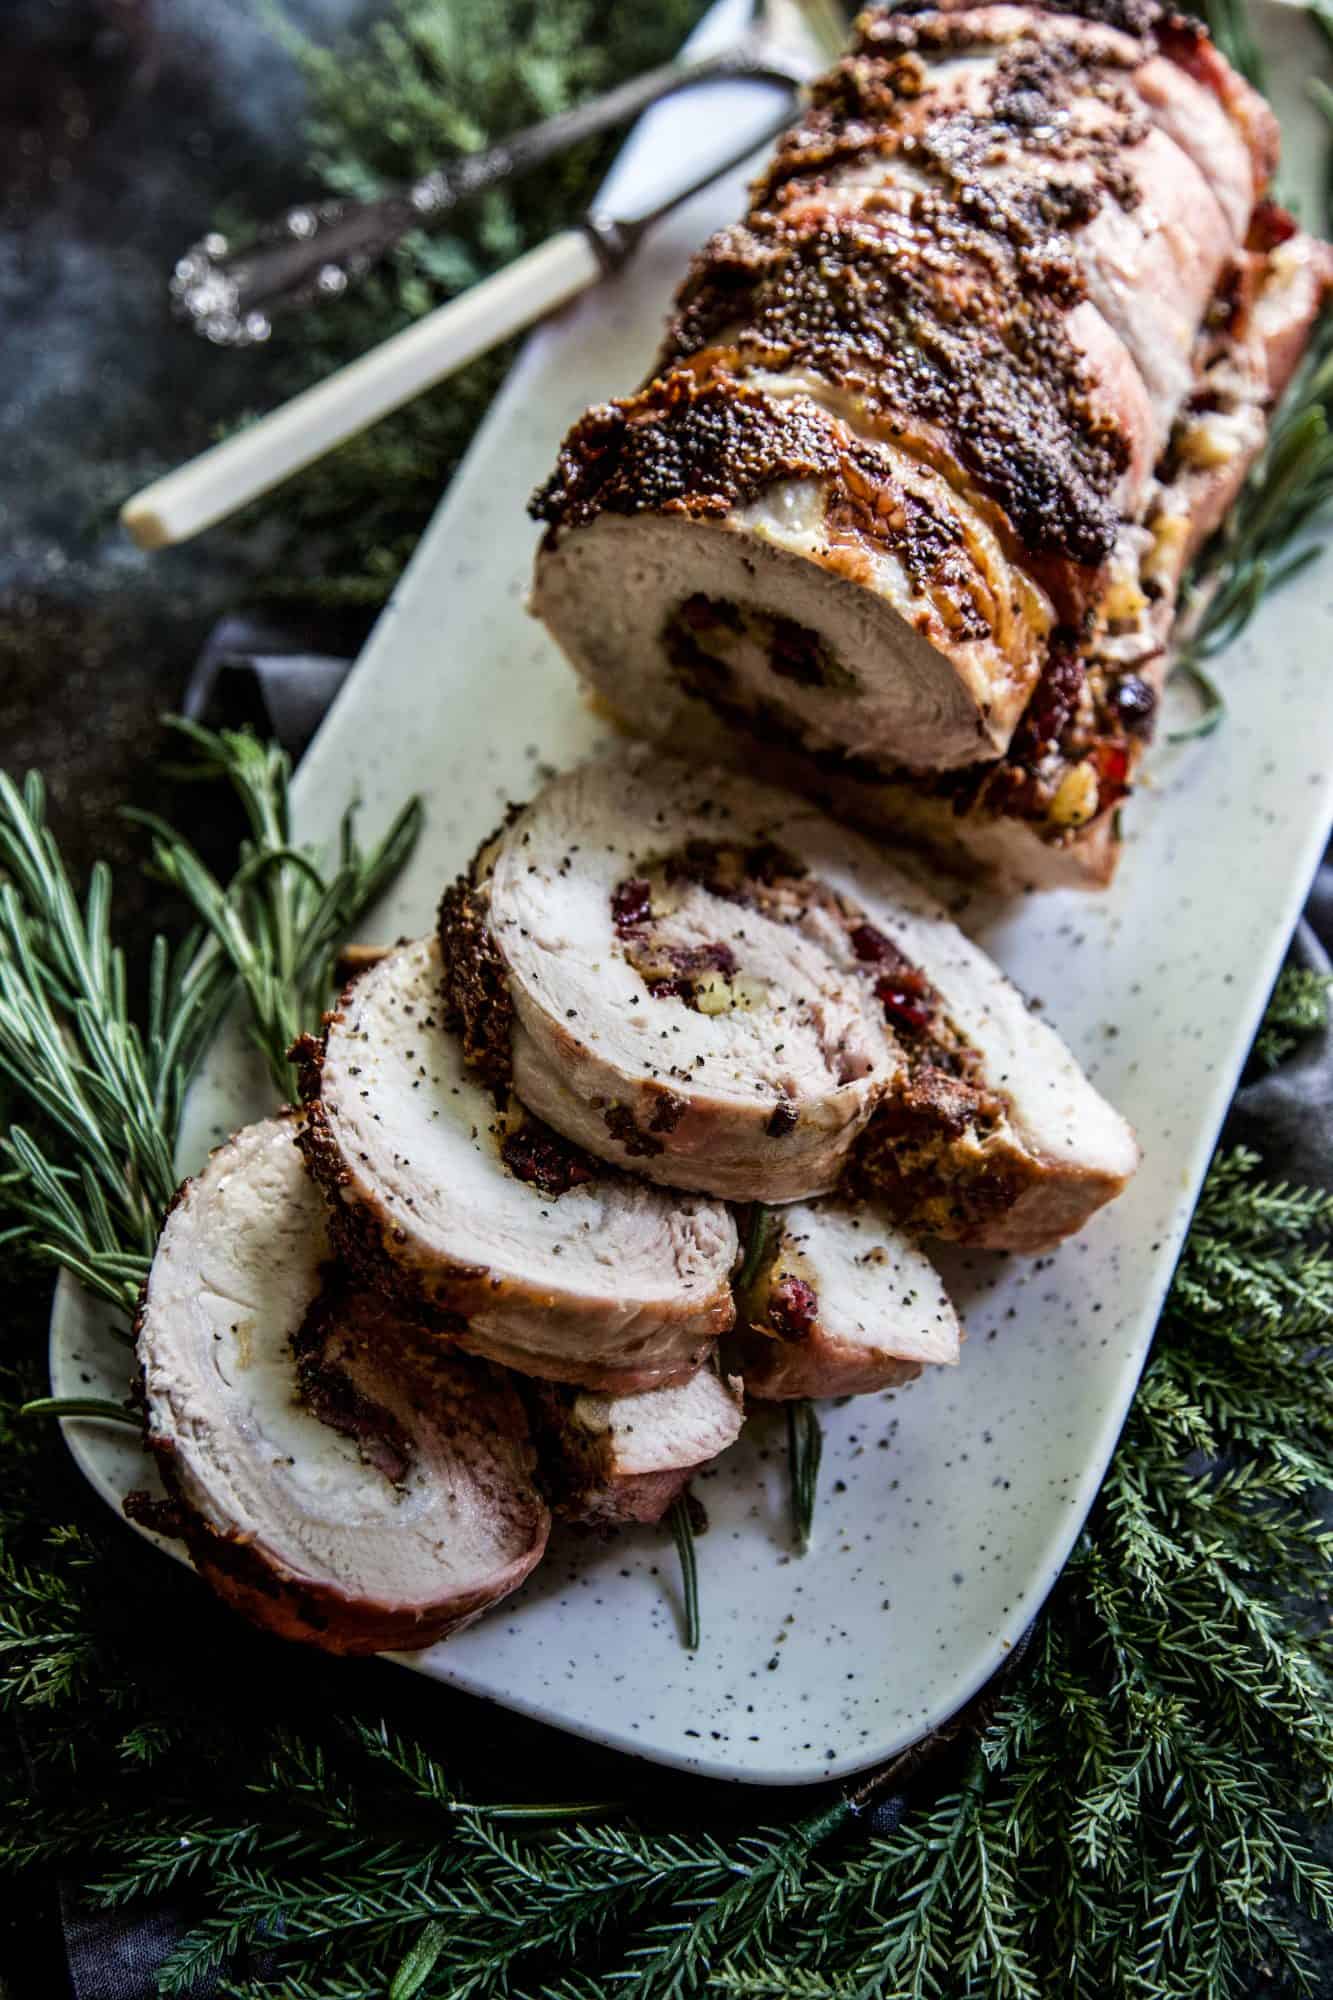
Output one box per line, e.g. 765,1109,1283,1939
54,623,1333,1997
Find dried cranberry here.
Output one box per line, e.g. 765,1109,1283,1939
1109,675,1157,735
502,1124,597,1198
851,923,930,993
1012,647,1084,761
876,982,936,1035
849,922,892,963
769,1276,819,1340
1249,198,1298,253
611,877,652,932
766,1099,798,1138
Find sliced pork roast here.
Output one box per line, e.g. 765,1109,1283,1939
441,747,1138,1246
297,937,737,1392
732,1200,961,1399
532,1364,745,1524
133,1117,549,1654
531,0,1329,887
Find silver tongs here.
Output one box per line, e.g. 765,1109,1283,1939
124,0,845,550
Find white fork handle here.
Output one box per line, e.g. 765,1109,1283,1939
121,229,602,551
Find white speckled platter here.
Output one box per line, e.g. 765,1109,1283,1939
51,0,1333,1785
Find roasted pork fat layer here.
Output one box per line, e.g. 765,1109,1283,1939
531,0,1328,885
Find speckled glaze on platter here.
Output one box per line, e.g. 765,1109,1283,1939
51,0,1333,1785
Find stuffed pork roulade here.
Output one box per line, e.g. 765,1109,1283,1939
531,0,1329,886
296,937,737,1393
532,1363,746,1524
440,746,1138,1247
133,1117,549,1655
732,1199,961,1399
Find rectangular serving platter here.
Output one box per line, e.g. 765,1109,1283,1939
52,0,1333,1785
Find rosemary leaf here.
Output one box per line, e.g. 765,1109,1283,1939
786,1402,824,1555
20,1399,140,1430
736,1204,780,1296
1166,659,1228,745
668,1495,701,1652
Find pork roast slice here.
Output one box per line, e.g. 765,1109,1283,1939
297,937,737,1393
732,1200,961,1400
533,1364,745,1524
444,746,1138,1245
134,1117,549,1655
533,377,1055,774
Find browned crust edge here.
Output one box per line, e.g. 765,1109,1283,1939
128,1428,544,1656
438,857,516,1099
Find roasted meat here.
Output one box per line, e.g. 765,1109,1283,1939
732,1199,961,1399
533,1364,745,1523
530,0,1329,886
133,1117,549,1655
440,745,1138,1246
296,937,737,1393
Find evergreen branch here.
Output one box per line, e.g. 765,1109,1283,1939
1252,964,1333,1071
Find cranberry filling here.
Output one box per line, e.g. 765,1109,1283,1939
769,1275,819,1340
502,1123,598,1199
875,982,936,1035
611,877,652,932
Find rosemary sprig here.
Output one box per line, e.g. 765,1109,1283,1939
0,773,234,1314
736,1204,780,1295
785,1402,823,1555
0,729,421,1317
19,1398,139,1429
668,1495,701,1651
1170,19,1333,723
131,720,423,1098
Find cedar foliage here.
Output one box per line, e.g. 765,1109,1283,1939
1,1128,1330,1997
